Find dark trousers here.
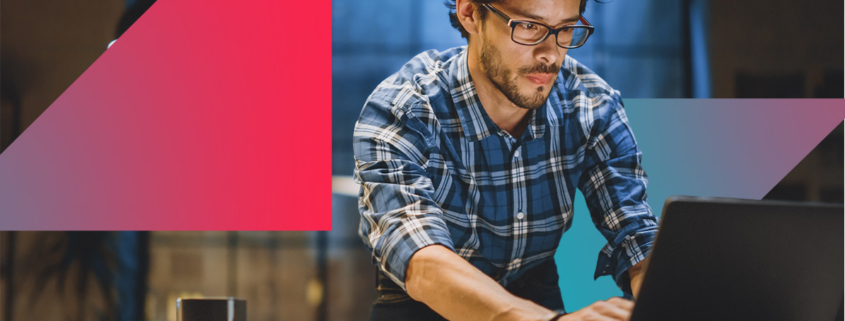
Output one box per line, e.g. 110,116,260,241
370,259,565,321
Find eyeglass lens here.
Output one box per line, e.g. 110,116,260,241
511,21,589,48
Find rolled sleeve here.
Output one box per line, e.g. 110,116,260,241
577,94,659,295
353,93,455,291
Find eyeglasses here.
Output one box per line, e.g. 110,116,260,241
481,3,594,49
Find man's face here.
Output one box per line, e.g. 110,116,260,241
477,0,581,110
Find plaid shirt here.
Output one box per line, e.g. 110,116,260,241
353,46,658,295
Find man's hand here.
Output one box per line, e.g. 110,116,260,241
559,298,634,321
627,259,648,298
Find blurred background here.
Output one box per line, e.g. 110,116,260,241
0,227,375,320
1,0,843,320
331,0,844,174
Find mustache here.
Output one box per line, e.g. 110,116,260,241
518,63,560,75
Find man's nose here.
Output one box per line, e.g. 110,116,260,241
535,34,562,66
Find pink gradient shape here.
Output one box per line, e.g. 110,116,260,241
625,99,845,206
0,0,331,230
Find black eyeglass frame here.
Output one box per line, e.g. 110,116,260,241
481,3,595,49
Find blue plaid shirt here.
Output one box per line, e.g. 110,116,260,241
353,46,658,295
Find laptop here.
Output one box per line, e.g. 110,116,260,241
630,196,844,321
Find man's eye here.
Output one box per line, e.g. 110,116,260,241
520,23,536,30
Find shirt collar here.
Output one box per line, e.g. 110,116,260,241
449,47,549,142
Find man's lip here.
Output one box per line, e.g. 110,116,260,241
525,73,554,85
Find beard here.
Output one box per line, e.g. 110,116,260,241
479,39,560,110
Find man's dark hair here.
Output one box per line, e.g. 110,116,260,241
446,0,590,39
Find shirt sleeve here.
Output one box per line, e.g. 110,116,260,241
576,93,659,296
352,91,455,291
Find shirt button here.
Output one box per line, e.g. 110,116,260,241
514,149,520,158
517,212,525,219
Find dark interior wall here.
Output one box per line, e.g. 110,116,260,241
708,0,844,98
0,0,124,152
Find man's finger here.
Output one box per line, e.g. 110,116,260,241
606,297,635,310
597,298,633,320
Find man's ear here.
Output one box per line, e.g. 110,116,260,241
455,0,481,36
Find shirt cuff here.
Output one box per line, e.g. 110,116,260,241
593,221,658,295
377,218,455,291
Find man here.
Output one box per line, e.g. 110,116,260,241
353,0,658,320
